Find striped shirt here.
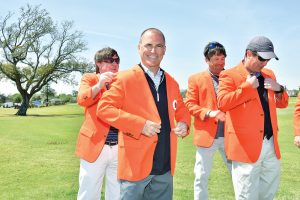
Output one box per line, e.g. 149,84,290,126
106,126,118,142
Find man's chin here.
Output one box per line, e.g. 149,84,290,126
145,63,159,69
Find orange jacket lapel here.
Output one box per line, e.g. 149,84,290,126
132,65,160,120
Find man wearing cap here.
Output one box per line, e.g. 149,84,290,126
217,36,289,200
294,93,300,148
185,41,231,200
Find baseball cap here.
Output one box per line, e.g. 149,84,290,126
246,36,279,60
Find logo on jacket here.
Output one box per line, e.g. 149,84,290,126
172,100,177,110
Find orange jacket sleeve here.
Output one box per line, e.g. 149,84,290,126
185,74,211,120
217,71,257,112
294,93,300,136
173,79,191,130
77,73,102,107
97,74,146,140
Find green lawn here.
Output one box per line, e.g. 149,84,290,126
0,99,299,200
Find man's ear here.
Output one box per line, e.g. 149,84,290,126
205,57,210,64
246,50,253,58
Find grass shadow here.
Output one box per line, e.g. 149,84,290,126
0,113,83,118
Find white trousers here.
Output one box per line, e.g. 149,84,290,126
77,144,120,200
232,137,280,200
194,137,232,200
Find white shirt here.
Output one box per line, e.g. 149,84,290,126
140,63,163,90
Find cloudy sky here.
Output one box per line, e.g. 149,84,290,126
1,0,299,95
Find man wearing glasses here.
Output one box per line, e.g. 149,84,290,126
217,36,289,199
185,41,232,200
294,93,300,148
76,47,120,200
97,28,191,200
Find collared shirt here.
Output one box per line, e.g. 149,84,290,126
106,126,118,142
208,70,224,138
139,63,171,174
144,71,171,175
256,73,273,140
103,84,118,142
140,63,163,90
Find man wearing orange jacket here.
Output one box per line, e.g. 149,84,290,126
76,48,120,200
218,36,288,200
185,41,231,200
97,28,191,200
294,93,300,148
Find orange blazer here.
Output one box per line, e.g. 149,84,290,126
294,93,300,136
185,71,219,147
217,62,288,163
97,65,191,181
75,73,110,162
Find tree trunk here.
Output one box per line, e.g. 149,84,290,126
15,94,30,116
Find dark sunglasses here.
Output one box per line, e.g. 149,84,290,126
102,57,120,64
252,51,270,62
257,55,270,62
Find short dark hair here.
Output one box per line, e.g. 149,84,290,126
203,41,227,60
139,28,165,44
94,47,119,73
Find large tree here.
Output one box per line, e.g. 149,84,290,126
0,4,88,115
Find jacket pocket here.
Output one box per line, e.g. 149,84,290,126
120,134,156,148
121,137,143,148
79,126,95,138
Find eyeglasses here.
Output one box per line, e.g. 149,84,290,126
101,57,120,64
252,51,270,62
143,44,165,51
257,55,270,62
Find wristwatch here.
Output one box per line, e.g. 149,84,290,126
275,85,285,94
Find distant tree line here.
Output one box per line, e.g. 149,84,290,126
0,89,78,107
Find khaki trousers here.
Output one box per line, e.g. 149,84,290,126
232,136,280,200
77,145,120,200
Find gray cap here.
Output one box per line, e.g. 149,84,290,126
246,36,279,60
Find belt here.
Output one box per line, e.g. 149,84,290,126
105,140,118,146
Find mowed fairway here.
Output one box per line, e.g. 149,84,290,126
0,98,299,200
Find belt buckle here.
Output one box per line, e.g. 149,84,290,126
106,140,118,146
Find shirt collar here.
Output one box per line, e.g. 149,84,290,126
140,62,162,78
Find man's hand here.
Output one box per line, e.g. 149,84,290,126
246,75,259,88
173,122,188,137
98,72,116,89
92,72,117,98
209,110,226,122
141,120,161,137
294,136,300,148
264,78,281,91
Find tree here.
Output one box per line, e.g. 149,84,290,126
72,90,78,97
40,83,56,104
10,93,22,103
180,89,187,98
0,93,6,103
57,93,73,104
0,4,88,115
31,94,42,101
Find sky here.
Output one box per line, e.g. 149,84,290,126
0,0,299,95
